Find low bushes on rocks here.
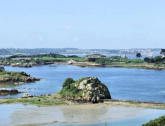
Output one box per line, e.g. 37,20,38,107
59,77,111,103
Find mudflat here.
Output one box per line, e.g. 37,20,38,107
1,103,163,126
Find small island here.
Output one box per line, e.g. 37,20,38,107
0,89,20,96
0,66,40,96
59,77,111,103
0,66,40,83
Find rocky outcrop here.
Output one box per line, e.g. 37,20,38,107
11,63,33,67
60,77,111,103
0,77,40,83
0,71,40,83
76,77,111,102
0,89,19,96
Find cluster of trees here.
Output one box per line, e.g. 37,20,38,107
144,56,165,63
136,53,142,58
9,53,66,59
143,49,165,63
87,56,124,65
160,49,165,56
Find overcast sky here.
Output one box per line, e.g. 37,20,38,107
0,0,165,49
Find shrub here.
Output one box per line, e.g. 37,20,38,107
62,78,75,89
142,115,165,126
144,57,151,63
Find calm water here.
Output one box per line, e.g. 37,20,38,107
1,104,165,126
1,65,165,103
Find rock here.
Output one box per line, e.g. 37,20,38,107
0,70,40,83
67,60,77,64
60,77,111,103
0,89,19,96
11,63,32,67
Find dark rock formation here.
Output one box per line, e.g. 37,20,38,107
0,77,40,83
0,89,19,96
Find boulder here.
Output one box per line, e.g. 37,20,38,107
60,77,111,103
0,89,19,96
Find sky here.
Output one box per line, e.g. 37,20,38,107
0,0,165,49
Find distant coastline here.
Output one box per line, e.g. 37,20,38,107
0,53,165,70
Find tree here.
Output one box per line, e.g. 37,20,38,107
144,57,151,63
136,53,142,58
160,49,165,56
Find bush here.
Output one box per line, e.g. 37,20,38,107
142,115,165,126
88,58,97,62
62,78,75,89
144,57,151,63
144,56,165,63
60,78,83,98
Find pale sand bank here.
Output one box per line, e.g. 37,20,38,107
1,103,165,126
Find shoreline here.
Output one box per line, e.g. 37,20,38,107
53,61,165,70
1,95,165,109
1,100,165,126
2,60,165,70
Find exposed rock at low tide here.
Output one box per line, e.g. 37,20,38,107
0,77,40,83
0,89,19,96
59,77,111,103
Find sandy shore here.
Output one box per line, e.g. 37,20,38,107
1,103,164,126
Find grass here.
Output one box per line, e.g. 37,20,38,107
59,78,83,98
0,95,67,106
33,57,86,63
0,71,28,80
